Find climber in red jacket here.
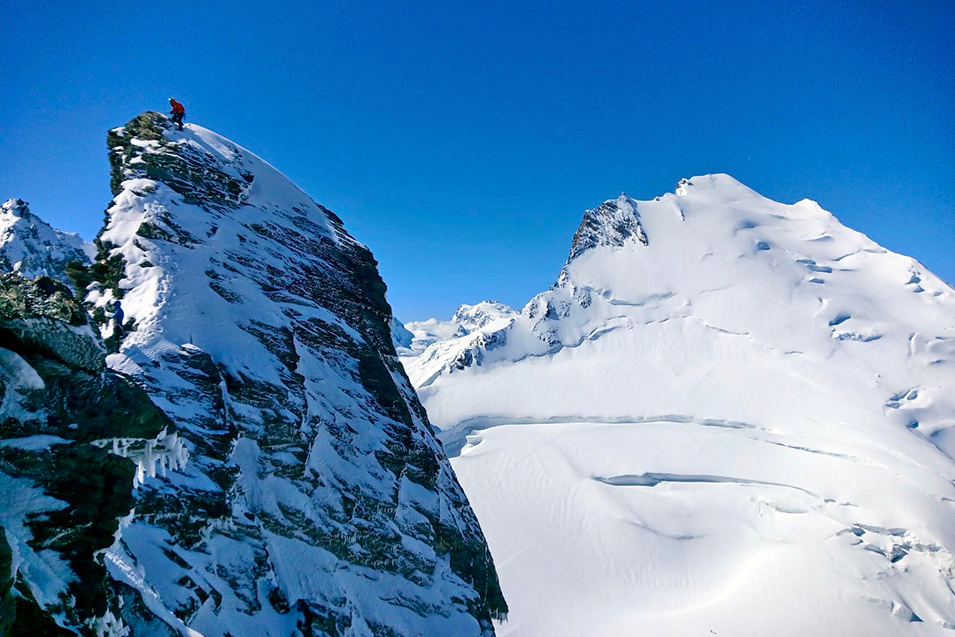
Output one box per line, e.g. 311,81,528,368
168,98,185,130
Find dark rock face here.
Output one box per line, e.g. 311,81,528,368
567,195,648,262
0,273,175,635
107,112,253,213
80,113,505,635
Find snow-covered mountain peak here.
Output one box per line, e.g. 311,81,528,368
554,173,929,306
451,300,518,331
673,173,757,196
2,197,31,219
406,175,955,439
0,198,94,286
401,177,955,634
93,112,363,376
396,301,518,358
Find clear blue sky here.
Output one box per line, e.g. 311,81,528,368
2,0,952,320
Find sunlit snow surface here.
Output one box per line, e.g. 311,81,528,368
403,175,955,635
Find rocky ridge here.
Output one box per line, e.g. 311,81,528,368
77,112,505,635
0,111,505,635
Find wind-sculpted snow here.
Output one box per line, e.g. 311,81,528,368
81,112,504,635
402,174,955,635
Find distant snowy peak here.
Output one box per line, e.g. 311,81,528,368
390,316,414,349
0,198,94,285
398,301,517,357
451,301,519,331
567,194,647,262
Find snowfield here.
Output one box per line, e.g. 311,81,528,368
402,175,955,635
455,420,955,636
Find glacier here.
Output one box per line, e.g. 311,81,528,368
401,174,955,636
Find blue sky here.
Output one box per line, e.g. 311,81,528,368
2,0,952,320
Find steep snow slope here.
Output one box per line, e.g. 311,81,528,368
404,175,955,635
80,112,505,635
0,198,94,285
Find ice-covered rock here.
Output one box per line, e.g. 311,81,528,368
0,272,175,635
0,274,105,371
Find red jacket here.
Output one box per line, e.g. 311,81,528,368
170,99,185,114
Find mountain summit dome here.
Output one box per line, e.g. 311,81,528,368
401,175,955,636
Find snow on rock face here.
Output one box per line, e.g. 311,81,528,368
0,199,94,286
89,112,505,635
566,193,648,261
0,272,175,635
0,273,105,371
404,174,955,635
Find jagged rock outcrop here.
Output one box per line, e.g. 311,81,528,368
68,112,505,635
566,194,647,262
0,273,178,635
